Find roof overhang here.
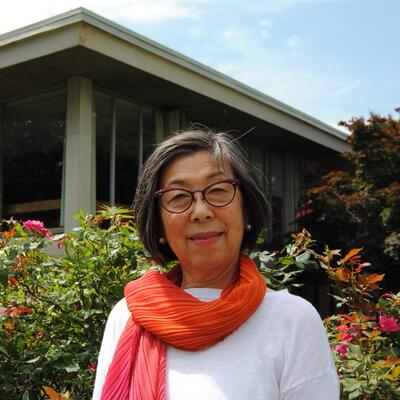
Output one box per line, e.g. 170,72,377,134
0,7,350,153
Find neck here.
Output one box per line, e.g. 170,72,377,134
180,260,240,289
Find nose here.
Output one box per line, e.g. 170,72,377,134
190,192,214,221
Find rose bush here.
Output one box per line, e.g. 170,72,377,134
320,248,400,399
0,208,149,399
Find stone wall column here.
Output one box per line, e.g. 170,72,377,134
64,76,95,231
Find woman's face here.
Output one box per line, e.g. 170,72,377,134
159,150,245,276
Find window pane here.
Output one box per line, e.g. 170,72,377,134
271,151,283,197
115,99,139,206
95,92,113,203
271,196,282,244
143,107,157,162
2,91,65,227
249,144,265,188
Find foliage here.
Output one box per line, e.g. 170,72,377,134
298,109,400,292
320,248,400,399
1,209,399,399
251,229,318,290
0,208,151,399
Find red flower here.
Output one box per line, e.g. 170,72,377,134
339,333,353,342
379,315,400,332
87,361,96,372
4,306,33,317
335,344,348,358
337,324,348,332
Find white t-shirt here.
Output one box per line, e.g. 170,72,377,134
93,288,339,400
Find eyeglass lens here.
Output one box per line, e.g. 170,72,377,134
161,181,236,213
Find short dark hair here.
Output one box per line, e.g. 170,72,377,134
133,128,270,264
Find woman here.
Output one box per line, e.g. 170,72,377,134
93,129,339,400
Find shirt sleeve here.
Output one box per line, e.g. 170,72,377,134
278,293,340,400
92,298,130,400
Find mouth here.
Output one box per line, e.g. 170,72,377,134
190,231,222,245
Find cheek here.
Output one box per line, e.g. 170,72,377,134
160,212,184,242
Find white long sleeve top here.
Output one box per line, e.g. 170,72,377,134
93,288,340,400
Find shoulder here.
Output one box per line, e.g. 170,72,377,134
263,289,322,326
102,297,131,342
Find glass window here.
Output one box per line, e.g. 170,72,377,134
249,144,265,189
95,91,162,209
115,99,140,206
1,91,66,227
142,107,157,162
95,92,113,203
270,151,283,197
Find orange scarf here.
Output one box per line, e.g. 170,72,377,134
101,254,266,400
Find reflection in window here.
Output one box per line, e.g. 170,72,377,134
95,92,112,203
115,99,139,206
95,92,161,209
1,91,66,227
142,107,157,162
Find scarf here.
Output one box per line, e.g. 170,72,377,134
101,254,266,400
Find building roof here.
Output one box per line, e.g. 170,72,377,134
0,7,350,153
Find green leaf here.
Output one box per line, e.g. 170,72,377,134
0,268,8,286
26,356,41,364
0,345,8,356
64,364,80,373
22,390,30,400
348,389,361,399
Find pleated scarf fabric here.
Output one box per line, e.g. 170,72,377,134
101,254,266,400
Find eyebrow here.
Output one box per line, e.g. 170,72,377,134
164,171,226,188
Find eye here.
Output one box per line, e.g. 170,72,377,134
165,191,191,204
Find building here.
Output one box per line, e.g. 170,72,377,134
0,7,349,242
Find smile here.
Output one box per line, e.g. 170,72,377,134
190,232,222,245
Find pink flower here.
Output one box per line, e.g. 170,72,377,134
335,344,348,358
379,315,400,332
339,333,353,342
23,220,44,231
348,324,358,332
337,324,348,332
23,220,52,239
87,361,96,372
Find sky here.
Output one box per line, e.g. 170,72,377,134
1,0,399,132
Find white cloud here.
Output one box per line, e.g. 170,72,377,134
259,19,272,28
285,34,303,48
222,30,239,40
259,19,272,38
215,63,237,74
243,0,335,13
188,28,203,37
331,80,365,96
213,27,362,128
0,0,199,34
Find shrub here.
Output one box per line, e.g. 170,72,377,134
1,210,399,399
0,208,149,399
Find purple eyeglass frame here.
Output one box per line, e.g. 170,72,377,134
154,178,240,213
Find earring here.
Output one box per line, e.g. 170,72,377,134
245,224,252,232
159,237,166,245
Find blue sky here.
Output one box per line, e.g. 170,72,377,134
1,0,399,131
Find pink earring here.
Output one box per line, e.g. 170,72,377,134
159,237,166,245
245,224,252,232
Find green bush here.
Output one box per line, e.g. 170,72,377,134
0,208,149,399
1,210,399,399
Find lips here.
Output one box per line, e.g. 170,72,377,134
190,232,222,240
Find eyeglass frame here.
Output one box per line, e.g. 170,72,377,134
154,178,240,214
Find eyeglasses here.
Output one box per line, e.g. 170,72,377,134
155,179,240,213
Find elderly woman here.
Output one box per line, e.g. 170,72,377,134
93,129,339,400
